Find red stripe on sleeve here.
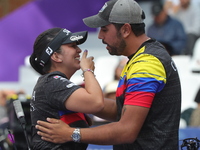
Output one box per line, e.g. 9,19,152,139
124,91,155,108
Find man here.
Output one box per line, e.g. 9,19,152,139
171,0,200,56
147,1,186,56
36,0,181,149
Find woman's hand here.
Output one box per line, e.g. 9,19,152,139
80,50,95,71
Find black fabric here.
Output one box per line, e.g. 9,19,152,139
194,88,200,103
30,71,89,150
114,40,181,150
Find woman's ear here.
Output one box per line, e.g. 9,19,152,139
121,23,131,38
51,52,62,63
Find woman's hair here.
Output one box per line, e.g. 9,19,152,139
30,28,62,75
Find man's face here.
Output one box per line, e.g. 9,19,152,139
154,10,167,25
98,24,126,56
180,0,190,8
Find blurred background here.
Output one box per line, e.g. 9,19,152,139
1,0,200,149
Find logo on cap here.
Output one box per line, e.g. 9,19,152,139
70,35,83,41
63,29,71,36
45,47,53,56
99,3,107,13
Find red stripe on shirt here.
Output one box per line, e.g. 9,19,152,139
124,91,155,108
60,112,87,124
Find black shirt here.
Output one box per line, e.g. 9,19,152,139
30,71,89,150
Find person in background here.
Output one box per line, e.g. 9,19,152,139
170,0,200,56
189,88,200,127
0,89,29,150
103,80,118,100
29,27,104,150
93,80,119,125
93,57,127,125
114,57,128,80
0,90,9,129
164,0,180,15
0,89,24,129
147,1,186,56
35,0,181,149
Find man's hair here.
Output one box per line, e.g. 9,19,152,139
113,23,145,37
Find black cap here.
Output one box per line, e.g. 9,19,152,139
30,28,88,75
38,29,87,67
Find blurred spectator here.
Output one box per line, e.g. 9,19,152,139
93,80,118,125
0,90,9,129
114,57,128,80
0,90,21,128
190,37,200,73
181,107,194,126
164,0,180,15
147,1,187,56
0,89,25,150
170,0,200,56
189,88,200,127
0,89,31,150
103,80,119,100
93,58,128,125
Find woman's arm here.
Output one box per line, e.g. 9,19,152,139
65,50,104,114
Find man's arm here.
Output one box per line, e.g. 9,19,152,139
93,97,117,122
36,105,149,145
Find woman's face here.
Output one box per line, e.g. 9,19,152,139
59,42,82,72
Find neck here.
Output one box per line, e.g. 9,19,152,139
125,34,150,56
182,2,190,9
49,68,73,79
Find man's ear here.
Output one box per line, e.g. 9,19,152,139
121,23,131,38
51,52,62,63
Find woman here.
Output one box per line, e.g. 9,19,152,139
29,27,104,150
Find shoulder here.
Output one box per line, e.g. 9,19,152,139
140,40,171,66
168,16,183,26
46,71,69,82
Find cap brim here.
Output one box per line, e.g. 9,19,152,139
83,14,110,28
62,31,88,45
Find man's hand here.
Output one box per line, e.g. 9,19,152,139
36,118,72,144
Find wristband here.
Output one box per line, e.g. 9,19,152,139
81,69,95,77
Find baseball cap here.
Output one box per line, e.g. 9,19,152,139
151,2,163,16
83,0,145,28
30,28,87,74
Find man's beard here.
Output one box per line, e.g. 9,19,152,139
103,36,126,56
